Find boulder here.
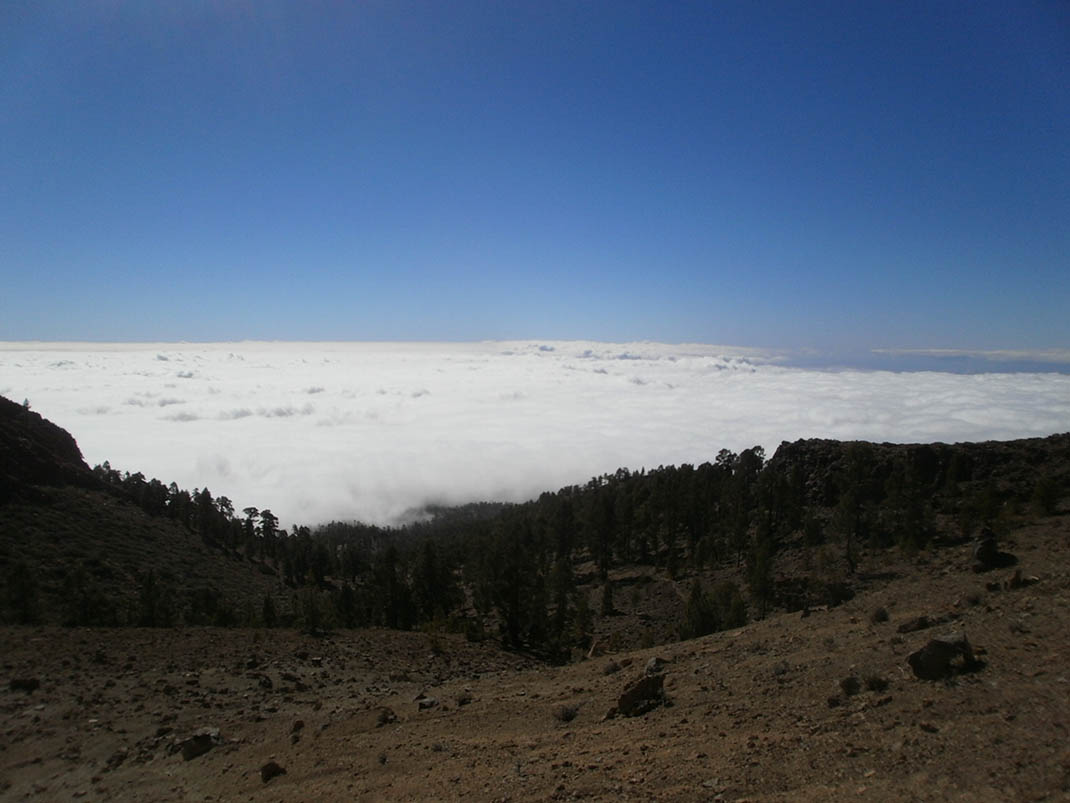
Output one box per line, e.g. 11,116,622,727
260,761,286,783
615,673,665,717
908,632,978,680
972,529,1017,572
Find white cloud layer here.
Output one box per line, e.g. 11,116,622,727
2,341,1068,527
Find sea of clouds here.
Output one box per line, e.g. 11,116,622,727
2,341,1068,528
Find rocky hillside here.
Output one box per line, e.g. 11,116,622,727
2,510,1068,800
0,396,100,503
0,398,294,627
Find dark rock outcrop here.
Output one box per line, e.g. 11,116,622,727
0,396,98,503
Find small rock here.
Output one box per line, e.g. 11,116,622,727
645,657,669,676
104,748,127,771
603,660,622,676
417,696,438,711
897,615,936,634
260,760,286,783
178,728,221,761
1004,569,1036,590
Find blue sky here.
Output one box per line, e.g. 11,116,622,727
2,1,1068,352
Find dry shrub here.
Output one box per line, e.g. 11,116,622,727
552,703,579,723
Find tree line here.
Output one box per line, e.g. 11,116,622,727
52,434,1059,659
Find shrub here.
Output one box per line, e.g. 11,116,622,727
552,703,579,723
839,676,861,696
865,674,888,692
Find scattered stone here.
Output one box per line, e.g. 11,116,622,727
908,632,979,680
178,727,222,761
603,660,622,676
870,607,889,624
919,721,939,733
616,672,665,717
260,761,286,783
376,707,397,727
9,678,40,693
291,720,304,734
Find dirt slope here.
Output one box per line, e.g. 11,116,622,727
3,514,1068,802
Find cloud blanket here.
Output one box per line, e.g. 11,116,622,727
2,341,1067,526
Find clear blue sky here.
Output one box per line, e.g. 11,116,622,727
2,1,1067,351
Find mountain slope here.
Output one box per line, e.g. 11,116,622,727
0,397,292,626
